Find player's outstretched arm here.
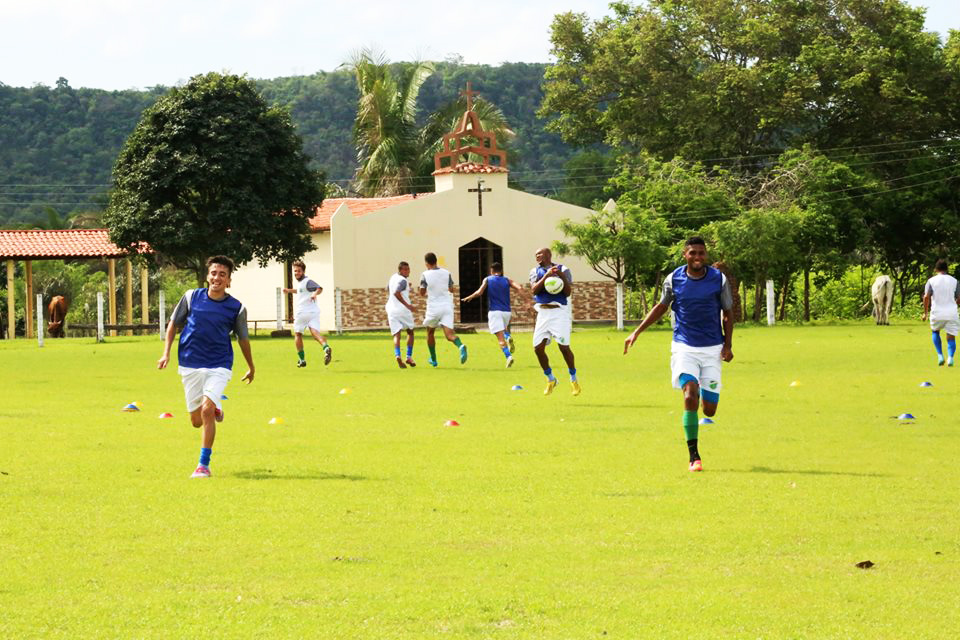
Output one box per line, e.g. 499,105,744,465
508,278,523,292
461,279,487,303
624,303,669,354
238,338,255,384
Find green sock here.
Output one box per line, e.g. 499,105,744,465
428,344,437,361
323,344,331,352
683,410,699,441
453,337,463,348
297,350,305,361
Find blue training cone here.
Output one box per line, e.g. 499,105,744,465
221,394,229,399
511,385,523,391
897,413,916,420
699,417,714,425
919,382,933,387
122,403,140,412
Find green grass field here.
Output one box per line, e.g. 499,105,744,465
1,324,958,638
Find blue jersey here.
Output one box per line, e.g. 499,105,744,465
485,275,511,312
171,288,248,369
529,264,572,305
660,266,732,348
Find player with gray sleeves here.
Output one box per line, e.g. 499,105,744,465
921,258,960,366
623,237,734,472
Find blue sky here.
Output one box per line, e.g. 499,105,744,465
0,0,956,91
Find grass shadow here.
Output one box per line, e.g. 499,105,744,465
233,468,369,481
734,465,892,478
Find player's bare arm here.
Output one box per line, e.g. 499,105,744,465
157,319,179,369
922,293,931,321
461,279,487,303
721,309,734,362
238,338,255,383
623,302,670,354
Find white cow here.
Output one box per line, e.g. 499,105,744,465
871,275,894,325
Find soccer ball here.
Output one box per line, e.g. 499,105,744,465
544,276,564,294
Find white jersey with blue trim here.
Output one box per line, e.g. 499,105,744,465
294,276,321,315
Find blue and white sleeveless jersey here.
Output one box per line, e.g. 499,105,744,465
485,275,511,312
660,266,732,348
170,288,249,369
529,264,572,305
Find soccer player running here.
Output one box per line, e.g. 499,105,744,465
419,252,468,367
386,261,417,369
530,247,579,395
282,259,332,367
921,258,960,366
623,237,733,473
158,256,255,478
461,261,523,367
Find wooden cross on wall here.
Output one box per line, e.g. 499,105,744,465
468,178,491,216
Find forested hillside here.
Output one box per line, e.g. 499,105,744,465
0,63,574,227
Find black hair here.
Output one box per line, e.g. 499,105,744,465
206,255,235,275
684,236,706,248
398,261,409,270
490,262,503,273
936,258,949,272
424,252,437,266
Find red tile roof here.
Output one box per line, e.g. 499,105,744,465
432,162,509,176
308,194,427,232
0,229,144,260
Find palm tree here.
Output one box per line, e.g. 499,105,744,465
347,51,515,197
348,49,434,197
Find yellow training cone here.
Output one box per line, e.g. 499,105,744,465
268,417,285,425
339,388,352,395
789,380,801,387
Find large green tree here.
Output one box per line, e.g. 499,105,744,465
540,0,952,163
104,72,323,283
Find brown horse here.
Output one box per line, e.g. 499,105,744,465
48,296,68,337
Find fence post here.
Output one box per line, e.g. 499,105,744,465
158,290,166,337
36,293,44,347
615,282,624,330
335,287,343,335
766,279,776,326
276,287,283,330
96,292,105,343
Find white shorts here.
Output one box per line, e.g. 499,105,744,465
533,304,571,347
178,366,232,412
670,343,723,393
930,318,960,335
387,308,415,334
488,310,511,334
294,311,323,334
423,304,455,329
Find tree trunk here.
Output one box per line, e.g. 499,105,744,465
639,287,648,317
803,267,811,322
753,283,762,322
778,275,790,321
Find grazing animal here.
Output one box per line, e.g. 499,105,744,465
48,296,68,337
871,275,893,325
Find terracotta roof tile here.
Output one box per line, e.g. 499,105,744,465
308,194,427,232
432,162,509,176
0,229,144,260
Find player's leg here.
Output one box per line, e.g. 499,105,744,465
426,326,438,366
932,329,944,365
392,330,406,368
489,312,512,365
441,310,466,364
405,328,416,366
180,368,208,477
294,330,307,367
947,333,956,366
494,330,513,367
308,327,332,365
679,374,703,471
558,344,579,395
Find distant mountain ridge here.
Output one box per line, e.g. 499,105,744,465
0,62,576,227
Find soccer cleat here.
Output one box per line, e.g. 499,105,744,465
396,356,407,369
571,380,581,396
428,359,438,368
215,408,224,423
459,344,468,364
938,355,945,366
544,379,558,395
508,336,516,353
689,459,703,472
506,355,514,368
949,357,955,367
297,360,307,368
190,465,211,478
324,347,332,366
405,357,417,368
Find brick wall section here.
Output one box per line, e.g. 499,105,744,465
338,281,617,330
